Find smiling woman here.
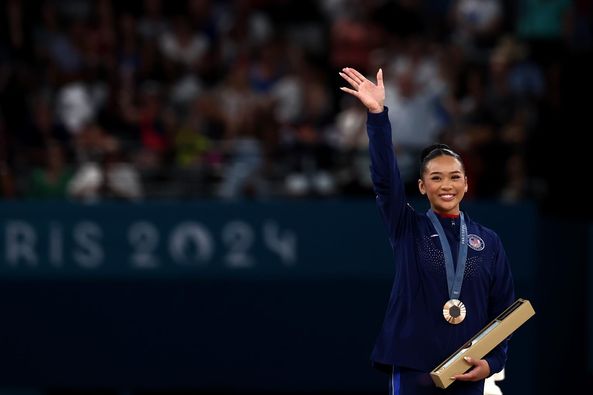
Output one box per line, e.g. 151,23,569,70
339,67,516,395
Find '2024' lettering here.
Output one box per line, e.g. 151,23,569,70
4,220,297,269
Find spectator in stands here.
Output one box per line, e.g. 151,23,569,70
67,123,142,202
25,141,74,200
449,0,504,63
383,55,447,191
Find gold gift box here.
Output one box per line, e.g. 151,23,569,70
430,298,536,389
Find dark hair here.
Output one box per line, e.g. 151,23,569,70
419,144,465,177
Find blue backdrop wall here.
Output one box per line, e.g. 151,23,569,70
0,200,542,393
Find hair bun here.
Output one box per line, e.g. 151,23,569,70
420,144,453,163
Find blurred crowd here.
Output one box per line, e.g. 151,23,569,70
0,0,589,202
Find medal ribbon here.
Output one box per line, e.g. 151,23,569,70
427,210,468,300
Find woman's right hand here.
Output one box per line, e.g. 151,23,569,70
339,67,385,113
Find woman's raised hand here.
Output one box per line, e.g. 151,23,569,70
339,67,385,114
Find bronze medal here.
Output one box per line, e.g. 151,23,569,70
443,299,466,324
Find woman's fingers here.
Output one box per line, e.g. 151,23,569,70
341,67,368,86
338,71,359,89
339,86,358,96
450,357,490,382
452,367,479,381
376,68,384,89
348,67,367,84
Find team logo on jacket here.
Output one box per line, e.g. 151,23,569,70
467,234,485,251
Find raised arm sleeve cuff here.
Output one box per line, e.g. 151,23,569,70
366,108,389,130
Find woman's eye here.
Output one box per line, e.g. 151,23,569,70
431,177,440,181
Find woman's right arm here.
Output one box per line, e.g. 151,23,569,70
339,68,408,243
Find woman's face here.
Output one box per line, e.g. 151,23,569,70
418,155,468,215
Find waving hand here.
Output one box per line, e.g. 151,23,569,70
339,67,385,114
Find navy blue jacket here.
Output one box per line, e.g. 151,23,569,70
367,108,515,375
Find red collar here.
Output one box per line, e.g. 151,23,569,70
434,211,460,219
